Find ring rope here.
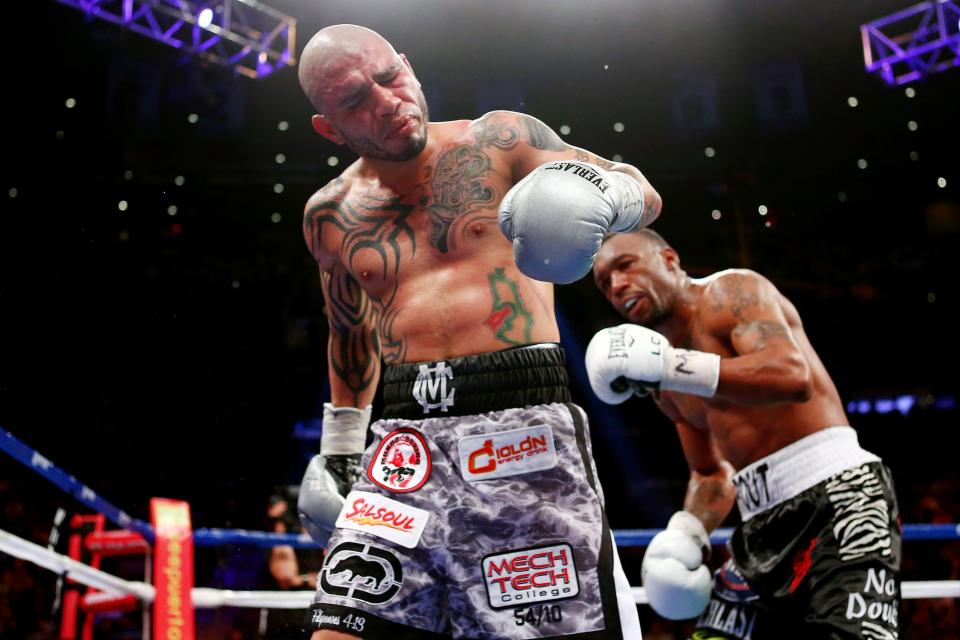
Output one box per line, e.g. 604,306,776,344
4,426,959,549
3,528,959,608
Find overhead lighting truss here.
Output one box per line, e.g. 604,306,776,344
57,0,297,79
861,0,960,86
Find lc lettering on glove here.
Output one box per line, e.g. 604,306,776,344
586,324,720,404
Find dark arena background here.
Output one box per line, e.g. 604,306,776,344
1,1,958,638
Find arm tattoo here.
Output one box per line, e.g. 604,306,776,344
425,115,521,253
519,114,567,151
378,306,406,365
573,148,615,169
713,274,759,319
305,194,416,309
305,189,416,368
322,265,381,404
733,319,790,349
482,267,534,346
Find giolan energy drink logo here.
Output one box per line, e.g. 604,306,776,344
335,491,430,549
458,425,557,481
482,543,579,609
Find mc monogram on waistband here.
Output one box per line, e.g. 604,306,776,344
412,362,456,414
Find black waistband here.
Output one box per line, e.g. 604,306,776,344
381,345,571,420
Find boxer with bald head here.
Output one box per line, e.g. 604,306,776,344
587,230,901,639
296,24,660,639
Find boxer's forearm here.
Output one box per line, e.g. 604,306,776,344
683,463,736,532
327,328,381,408
607,164,662,224
715,349,813,406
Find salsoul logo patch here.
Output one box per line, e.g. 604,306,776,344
412,361,455,413
335,491,430,549
367,429,431,493
459,426,557,482
319,542,403,604
482,543,579,609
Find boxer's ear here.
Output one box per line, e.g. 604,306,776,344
312,114,345,145
662,247,680,271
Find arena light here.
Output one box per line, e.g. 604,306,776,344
55,0,296,80
861,0,960,86
197,7,214,28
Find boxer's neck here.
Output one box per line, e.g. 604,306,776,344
653,275,699,346
361,123,439,189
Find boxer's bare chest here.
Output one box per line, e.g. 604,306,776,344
306,120,522,307
659,312,735,430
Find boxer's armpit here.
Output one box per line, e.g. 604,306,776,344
483,267,534,346
321,264,382,405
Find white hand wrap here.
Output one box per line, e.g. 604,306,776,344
585,324,720,403
641,510,713,620
661,348,721,398
319,403,371,455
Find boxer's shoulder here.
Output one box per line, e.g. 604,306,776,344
302,176,358,267
694,270,777,336
304,174,354,213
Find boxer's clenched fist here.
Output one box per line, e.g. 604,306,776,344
498,161,653,284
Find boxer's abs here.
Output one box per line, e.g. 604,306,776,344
377,254,559,364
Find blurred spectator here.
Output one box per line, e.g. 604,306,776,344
260,486,323,639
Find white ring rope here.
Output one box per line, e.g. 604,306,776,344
4,528,959,608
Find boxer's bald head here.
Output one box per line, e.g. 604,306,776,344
593,229,684,326
298,25,429,161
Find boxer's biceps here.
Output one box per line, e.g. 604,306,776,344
730,315,798,356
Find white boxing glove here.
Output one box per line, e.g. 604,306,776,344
642,511,713,620
585,324,721,404
498,161,652,284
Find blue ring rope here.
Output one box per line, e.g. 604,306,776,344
4,426,958,549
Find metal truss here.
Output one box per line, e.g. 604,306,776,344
861,0,960,86
57,0,296,79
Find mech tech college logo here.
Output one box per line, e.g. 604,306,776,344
335,491,430,549
458,426,557,481
319,542,404,605
482,543,579,609
367,429,432,493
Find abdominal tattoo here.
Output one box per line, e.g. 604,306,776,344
483,267,533,346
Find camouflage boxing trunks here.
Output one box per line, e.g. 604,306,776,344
702,427,901,639
309,345,641,638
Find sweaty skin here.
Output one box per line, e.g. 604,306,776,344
593,231,847,530
299,25,662,412
301,25,663,640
